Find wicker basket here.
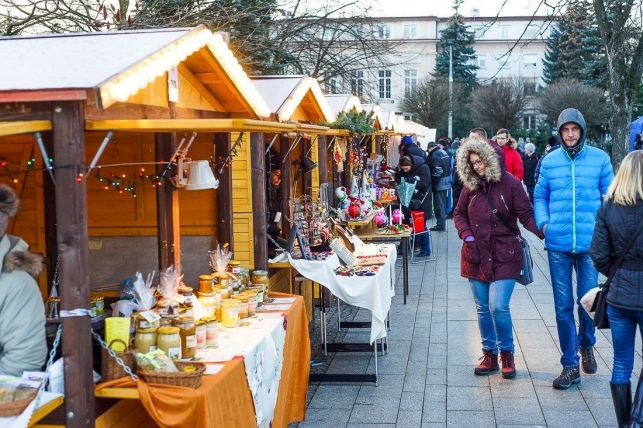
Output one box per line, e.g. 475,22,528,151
100,339,136,382
137,362,206,389
0,388,38,417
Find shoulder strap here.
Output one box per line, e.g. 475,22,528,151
481,188,518,236
606,218,643,282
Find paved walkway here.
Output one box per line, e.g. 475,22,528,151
298,219,642,427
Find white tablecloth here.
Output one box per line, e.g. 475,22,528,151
271,246,396,343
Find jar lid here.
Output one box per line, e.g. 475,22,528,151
221,299,240,307
178,285,194,295
199,291,215,297
199,274,213,280
232,295,248,302
136,327,158,333
158,326,180,334
228,260,240,266
252,270,268,275
176,316,195,323
195,319,205,326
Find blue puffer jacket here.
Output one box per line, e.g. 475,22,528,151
534,108,613,253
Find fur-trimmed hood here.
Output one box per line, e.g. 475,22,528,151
456,138,502,191
0,235,43,278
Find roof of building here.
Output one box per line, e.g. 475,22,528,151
325,94,363,115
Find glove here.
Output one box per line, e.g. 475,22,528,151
464,236,475,242
413,189,419,194
413,176,420,182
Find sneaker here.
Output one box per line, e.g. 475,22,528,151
474,350,499,376
580,347,598,374
552,366,581,389
500,351,516,379
430,226,446,232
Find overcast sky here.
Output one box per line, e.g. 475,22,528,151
364,0,554,18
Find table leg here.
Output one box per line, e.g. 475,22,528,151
402,236,409,304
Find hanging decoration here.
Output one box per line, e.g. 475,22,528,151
215,133,244,174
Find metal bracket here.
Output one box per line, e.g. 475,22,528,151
33,132,56,185
86,131,114,176
281,134,302,164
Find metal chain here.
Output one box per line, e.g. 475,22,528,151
33,324,62,409
267,233,285,251
91,329,138,381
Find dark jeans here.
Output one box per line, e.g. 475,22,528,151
547,250,598,368
432,190,448,229
608,304,643,384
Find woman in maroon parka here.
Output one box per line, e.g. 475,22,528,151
454,138,543,379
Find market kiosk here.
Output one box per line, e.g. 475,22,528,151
0,26,310,428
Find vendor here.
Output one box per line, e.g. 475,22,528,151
0,184,46,376
266,148,287,257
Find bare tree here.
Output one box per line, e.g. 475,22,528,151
537,78,609,137
469,79,527,133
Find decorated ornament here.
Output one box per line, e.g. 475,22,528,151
348,199,362,218
374,209,387,227
392,208,403,224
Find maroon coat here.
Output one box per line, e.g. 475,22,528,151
454,139,543,282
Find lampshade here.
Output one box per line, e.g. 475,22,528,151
185,160,219,190
301,156,318,174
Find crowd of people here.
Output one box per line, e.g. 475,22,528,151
394,107,643,427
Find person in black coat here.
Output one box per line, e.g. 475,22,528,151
534,135,560,184
399,135,427,160
395,155,432,256
590,151,643,428
522,142,540,204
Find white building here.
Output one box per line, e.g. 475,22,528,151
326,15,551,129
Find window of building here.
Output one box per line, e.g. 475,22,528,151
403,24,417,39
477,56,486,69
403,113,413,121
523,114,536,129
327,78,339,94
525,24,540,38
523,54,538,69
378,70,392,99
351,70,365,98
404,69,418,97
376,24,390,39
495,54,511,69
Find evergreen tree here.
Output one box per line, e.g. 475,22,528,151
542,22,564,85
434,0,478,93
556,1,588,82
578,14,608,89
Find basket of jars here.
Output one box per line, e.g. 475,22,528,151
135,350,205,389
100,339,136,382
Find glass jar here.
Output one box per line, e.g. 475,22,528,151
134,312,160,330
157,298,179,317
221,299,240,328
175,317,196,359
134,328,157,354
199,274,214,293
232,294,249,319
252,270,269,302
198,291,216,317
215,286,230,300
244,291,258,316
227,260,241,275
238,269,250,287
205,318,218,347
157,326,181,360
195,320,207,350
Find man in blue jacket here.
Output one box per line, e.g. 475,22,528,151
534,108,613,389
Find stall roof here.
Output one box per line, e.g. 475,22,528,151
0,26,270,118
250,75,335,123
0,120,51,137
85,119,296,133
362,104,385,131
325,94,362,115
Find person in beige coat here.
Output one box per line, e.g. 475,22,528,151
0,184,46,376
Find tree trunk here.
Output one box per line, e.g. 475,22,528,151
608,69,633,169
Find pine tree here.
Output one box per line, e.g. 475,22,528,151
434,0,478,93
578,13,608,89
542,22,564,85
556,1,588,82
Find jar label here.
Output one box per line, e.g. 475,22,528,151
168,347,180,359
186,335,197,349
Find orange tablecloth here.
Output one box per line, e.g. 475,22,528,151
95,293,310,428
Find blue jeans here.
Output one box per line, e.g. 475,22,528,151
469,279,516,353
547,251,598,368
608,304,643,384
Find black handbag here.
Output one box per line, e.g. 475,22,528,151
590,220,643,329
482,191,534,285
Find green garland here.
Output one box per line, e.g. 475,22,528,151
320,111,375,135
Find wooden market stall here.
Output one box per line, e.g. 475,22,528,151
0,26,310,427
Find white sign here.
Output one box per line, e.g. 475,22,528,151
168,67,179,103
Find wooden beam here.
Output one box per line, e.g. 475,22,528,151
43,132,57,299
250,132,267,270
318,134,328,186
302,137,312,196
52,101,94,427
155,133,181,271
85,119,296,133
280,135,292,238
177,64,227,112
0,89,87,103
214,133,233,249
193,72,222,84
0,120,51,137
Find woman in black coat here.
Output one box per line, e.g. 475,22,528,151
590,151,643,428
395,155,432,256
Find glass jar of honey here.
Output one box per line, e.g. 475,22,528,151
243,291,258,316
205,318,218,347
157,326,181,360
134,328,157,354
232,294,249,319
221,299,240,328
195,320,206,350
251,270,269,302
175,317,196,359
199,274,214,293
227,260,241,275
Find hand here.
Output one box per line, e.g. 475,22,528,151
413,176,420,182
464,235,475,242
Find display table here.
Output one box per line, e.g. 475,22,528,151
95,293,310,428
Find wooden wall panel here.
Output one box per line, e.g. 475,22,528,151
232,212,253,267
310,133,319,199
230,132,254,267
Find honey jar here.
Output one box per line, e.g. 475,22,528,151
134,328,157,354
199,274,214,293
227,260,241,275
221,299,240,328
251,270,269,302
195,320,207,350
175,317,196,359
232,294,249,319
157,326,181,360
205,318,218,347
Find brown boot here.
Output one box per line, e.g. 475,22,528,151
474,350,499,376
500,351,516,379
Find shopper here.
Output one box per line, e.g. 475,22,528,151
590,151,643,428
496,129,524,180
427,141,451,232
534,108,614,389
399,135,427,160
522,142,540,204
0,184,46,376
396,155,432,257
454,139,543,379
534,135,561,184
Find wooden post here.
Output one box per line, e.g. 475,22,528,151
318,134,328,186
302,137,311,196
52,101,94,427
213,133,233,249
280,135,292,237
250,132,267,270
155,132,180,271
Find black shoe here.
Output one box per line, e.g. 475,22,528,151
580,347,598,374
553,366,581,389
610,382,632,428
416,252,431,257
430,226,445,232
